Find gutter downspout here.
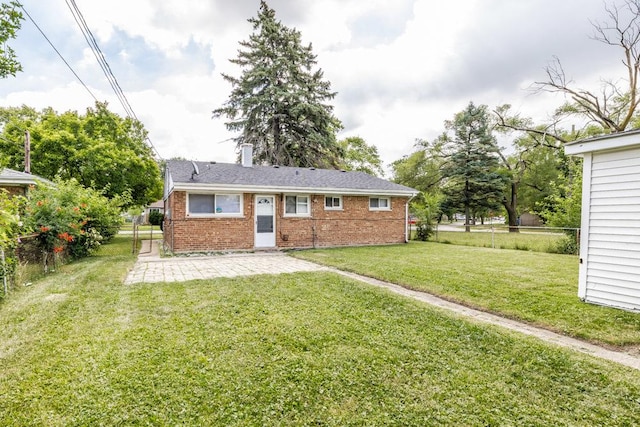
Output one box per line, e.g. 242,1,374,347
405,194,416,243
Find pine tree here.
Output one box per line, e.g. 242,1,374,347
440,102,506,231
213,1,343,168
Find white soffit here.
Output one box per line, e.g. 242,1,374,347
565,129,640,155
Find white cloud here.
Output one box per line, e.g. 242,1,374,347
2,0,635,170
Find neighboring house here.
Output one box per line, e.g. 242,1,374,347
163,144,417,253
519,212,543,227
0,168,51,197
142,200,165,224
565,129,640,311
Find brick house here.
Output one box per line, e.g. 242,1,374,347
0,168,50,197
163,144,417,253
142,199,165,224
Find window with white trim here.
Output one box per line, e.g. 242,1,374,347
324,195,342,210
187,193,242,216
284,195,310,216
369,196,390,210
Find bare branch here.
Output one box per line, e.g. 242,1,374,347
534,0,640,133
493,106,569,145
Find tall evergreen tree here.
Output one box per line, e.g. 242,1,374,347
213,1,343,168
441,102,506,231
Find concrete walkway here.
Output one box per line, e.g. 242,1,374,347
126,240,640,371
125,240,328,284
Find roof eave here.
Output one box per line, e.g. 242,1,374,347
565,129,640,155
171,182,417,197
0,177,38,186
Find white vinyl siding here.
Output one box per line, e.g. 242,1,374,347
583,147,640,310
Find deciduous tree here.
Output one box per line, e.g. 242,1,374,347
338,136,384,177
0,102,162,207
0,1,22,79
391,139,445,194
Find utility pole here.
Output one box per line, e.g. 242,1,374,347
24,130,31,174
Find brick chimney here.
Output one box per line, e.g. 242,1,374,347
241,143,253,168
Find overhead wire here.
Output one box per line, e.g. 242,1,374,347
21,2,162,159
64,0,137,120
19,5,99,103
64,0,162,159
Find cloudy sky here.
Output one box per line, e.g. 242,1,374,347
0,0,626,173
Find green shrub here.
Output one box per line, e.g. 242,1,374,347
0,190,27,294
26,179,126,261
148,211,164,226
550,235,579,255
411,192,442,242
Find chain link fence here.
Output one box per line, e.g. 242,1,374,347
414,224,581,255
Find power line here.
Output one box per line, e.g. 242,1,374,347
19,5,99,103
64,0,137,120
64,0,162,159
23,2,162,159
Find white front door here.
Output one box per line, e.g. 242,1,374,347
255,195,276,248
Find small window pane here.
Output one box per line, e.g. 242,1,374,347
370,197,389,209
285,196,297,214
257,215,273,233
325,196,341,209
189,194,215,214
297,196,309,213
216,194,241,214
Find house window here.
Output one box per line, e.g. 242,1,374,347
215,194,241,214
187,193,242,216
369,197,390,210
189,194,215,214
284,195,309,216
324,195,342,210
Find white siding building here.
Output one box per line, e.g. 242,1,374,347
565,130,640,311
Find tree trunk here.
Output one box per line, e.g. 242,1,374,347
273,116,282,164
464,179,471,232
503,181,519,233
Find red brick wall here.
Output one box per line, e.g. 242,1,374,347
277,195,408,248
164,192,254,253
164,191,408,252
0,185,27,197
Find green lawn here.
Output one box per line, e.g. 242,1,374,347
121,223,161,230
292,242,640,347
2,237,640,425
431,229,575,253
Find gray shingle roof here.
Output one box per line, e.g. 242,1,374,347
167,160,417,196
0,168,52,186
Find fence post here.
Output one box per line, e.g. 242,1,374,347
132,220,138,254
1,248,7,295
